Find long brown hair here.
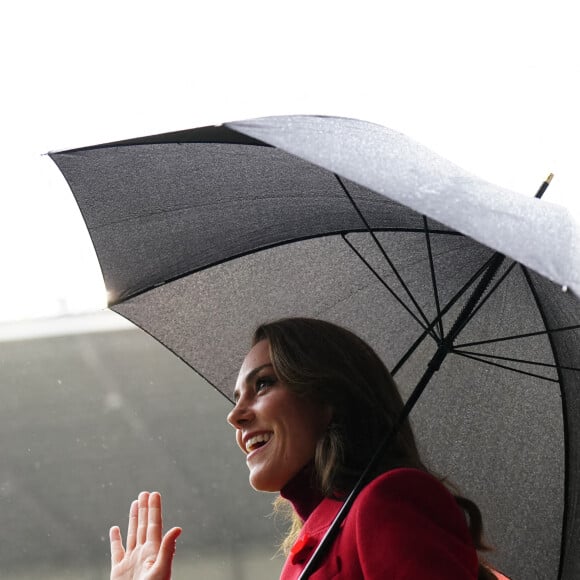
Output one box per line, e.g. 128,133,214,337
253,317,496,580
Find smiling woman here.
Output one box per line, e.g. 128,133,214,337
109,318,509,580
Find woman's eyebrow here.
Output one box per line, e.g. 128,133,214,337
244,363,273,385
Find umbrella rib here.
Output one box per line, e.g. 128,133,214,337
109,228,462,305
423,216,444,340
454,324,580,349
391,253,499,375
452,351,560,383
453,349,580,372
335,174,433,331
341,234,439,340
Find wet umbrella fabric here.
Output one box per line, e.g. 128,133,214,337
50,116,580,579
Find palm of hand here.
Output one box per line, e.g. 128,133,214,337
110,491,182,580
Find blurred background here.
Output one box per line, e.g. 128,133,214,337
0,312,284,579
1,0,578,577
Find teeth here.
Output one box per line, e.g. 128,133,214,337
246,433,272,452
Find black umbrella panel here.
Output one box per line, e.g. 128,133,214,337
49,116,580,579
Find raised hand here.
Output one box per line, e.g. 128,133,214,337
110,491,182,580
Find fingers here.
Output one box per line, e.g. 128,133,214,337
116,492,178,564
126,499,139,551
137,491,150,545
109,525,125,567
146,491,163,545
128,491,165,547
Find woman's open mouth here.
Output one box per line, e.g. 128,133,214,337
246,432,273,458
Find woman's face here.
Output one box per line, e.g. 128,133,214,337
227,339,330,492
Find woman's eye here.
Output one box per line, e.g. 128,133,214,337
256,376,276,392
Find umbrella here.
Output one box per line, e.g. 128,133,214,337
49,115,580,579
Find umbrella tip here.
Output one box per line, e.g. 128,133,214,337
535,173,554,198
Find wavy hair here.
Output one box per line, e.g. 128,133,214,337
253,317,497,580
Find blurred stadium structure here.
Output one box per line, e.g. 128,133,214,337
0,311,283,579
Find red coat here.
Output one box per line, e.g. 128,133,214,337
280,468,479,579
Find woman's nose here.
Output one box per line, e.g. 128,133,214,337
227,397,254,428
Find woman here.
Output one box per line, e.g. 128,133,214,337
109,318,507,579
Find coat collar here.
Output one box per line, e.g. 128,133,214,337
288,496,342,565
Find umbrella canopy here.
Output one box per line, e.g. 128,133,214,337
50,116,580,579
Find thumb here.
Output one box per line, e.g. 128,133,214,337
155,527,182,572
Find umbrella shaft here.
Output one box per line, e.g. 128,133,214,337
299,251,507,579
441,252,506,354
